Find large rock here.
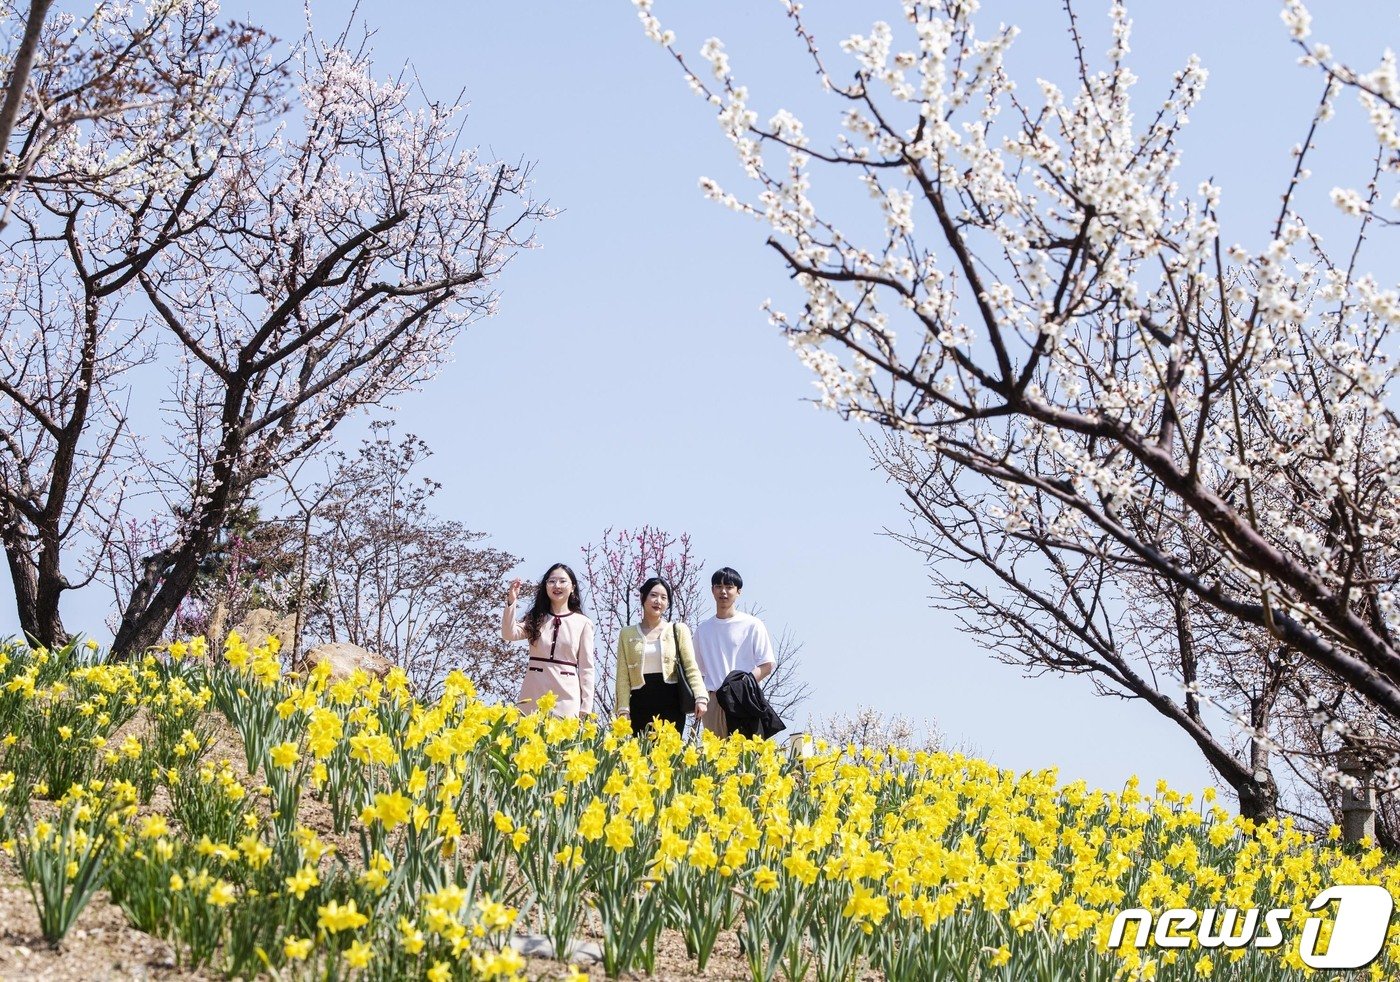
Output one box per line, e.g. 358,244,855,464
510,934,601,965
296,641,393,680
230,608,299,653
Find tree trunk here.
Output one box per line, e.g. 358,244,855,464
110,401,251,659
1235,748,1280,822
110,549,202,659
3,530,41,642
1,520,68,648
1176,711,1279,822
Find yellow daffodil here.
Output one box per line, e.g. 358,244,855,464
283,936,313,960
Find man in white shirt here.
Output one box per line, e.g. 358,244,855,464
693,567,776,737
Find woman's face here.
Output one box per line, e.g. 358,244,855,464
545,568,573,604
644,584,670,617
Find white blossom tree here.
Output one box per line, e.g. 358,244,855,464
0,1,548,657
810,703,950,756
637,0,1400,815
0,1,202,230
0,0,281,649
0,0,57,227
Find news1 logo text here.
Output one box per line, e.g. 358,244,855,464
1108,885,1394,970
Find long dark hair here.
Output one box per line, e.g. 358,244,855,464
523,562,584,643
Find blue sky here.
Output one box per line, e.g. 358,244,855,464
6,0,1395,796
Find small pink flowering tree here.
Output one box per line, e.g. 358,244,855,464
581,525,705,717
580,524,810,719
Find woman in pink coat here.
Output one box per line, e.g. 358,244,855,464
502,563,596,718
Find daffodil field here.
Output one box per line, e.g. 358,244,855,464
0,635,1395,981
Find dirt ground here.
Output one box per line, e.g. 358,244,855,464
0,879,201,982
0,879,779,981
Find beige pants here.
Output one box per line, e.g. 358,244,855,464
701,691,729,738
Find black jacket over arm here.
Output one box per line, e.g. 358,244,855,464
715,670,786,739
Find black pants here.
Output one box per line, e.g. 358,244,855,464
631,673,684,735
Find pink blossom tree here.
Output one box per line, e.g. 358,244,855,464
580,524,810,719
581,525,704,717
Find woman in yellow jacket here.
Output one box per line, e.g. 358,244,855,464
615,576,708,734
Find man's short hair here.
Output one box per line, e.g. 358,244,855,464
711,567,744,589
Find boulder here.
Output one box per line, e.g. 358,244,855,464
509,934,601,965
296,641,393,681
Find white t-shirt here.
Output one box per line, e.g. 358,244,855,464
693,611,776,692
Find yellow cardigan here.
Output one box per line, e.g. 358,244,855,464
615,621,707,714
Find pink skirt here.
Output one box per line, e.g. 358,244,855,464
516,659,581,718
